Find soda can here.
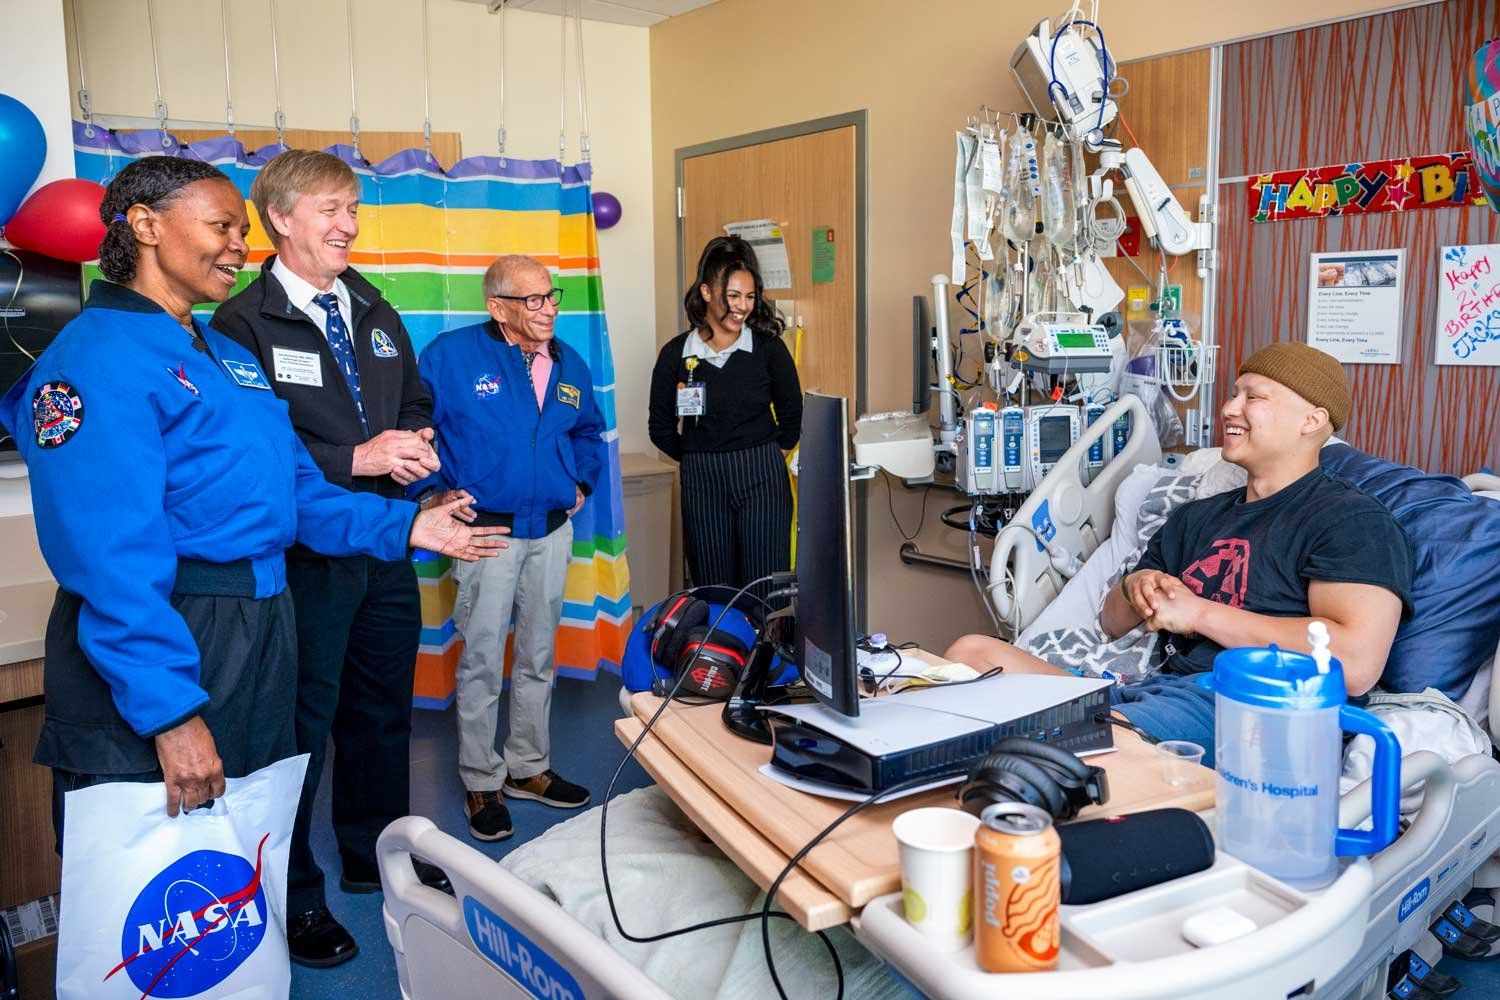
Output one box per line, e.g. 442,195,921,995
973,802,1061,973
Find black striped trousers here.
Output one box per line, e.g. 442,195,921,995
680,440,794,594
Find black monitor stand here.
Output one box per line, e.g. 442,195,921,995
722,605,799,744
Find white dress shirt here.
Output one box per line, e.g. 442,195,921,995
271,255,351,338
681,326,754,369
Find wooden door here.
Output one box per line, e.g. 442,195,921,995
678,125,859,405
1099,48,1217,447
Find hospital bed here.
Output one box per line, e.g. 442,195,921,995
952,394,1500,999
378,394,1500,1000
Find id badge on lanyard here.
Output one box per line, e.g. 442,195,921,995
677,356,706,417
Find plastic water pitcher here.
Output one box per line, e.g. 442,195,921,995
1205,644,1401,889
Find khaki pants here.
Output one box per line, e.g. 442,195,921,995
452,520,573,791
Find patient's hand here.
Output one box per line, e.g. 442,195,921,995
1142,582,1205,636
1123,570,1180,618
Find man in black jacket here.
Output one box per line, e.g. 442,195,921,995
212,150,459,968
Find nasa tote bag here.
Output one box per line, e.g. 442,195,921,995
56,755,308,1000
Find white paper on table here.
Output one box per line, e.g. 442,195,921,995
723,219,793,290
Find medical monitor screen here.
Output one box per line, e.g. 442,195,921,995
1038,415,1073,463
1055,331,1096,349
795,393,860,719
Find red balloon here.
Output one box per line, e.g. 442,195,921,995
4,179,108,263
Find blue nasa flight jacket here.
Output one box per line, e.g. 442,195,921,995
0,282,419,739
418,321,605,539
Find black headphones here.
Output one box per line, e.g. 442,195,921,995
647,588,759,700
956,737,1110,823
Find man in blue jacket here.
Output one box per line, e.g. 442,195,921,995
419,254,605,840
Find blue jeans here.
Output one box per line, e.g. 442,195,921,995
1111,674,1218,766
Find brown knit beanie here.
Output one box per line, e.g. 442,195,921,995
1237,342,1351,432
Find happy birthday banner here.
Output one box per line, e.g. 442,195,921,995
1249,151,1489,223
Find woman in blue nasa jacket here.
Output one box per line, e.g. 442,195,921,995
0,157,507,831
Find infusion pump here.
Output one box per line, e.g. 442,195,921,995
960,400,1133,496
1011,318,1114,374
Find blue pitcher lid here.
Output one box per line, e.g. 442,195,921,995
1203,645,1347,709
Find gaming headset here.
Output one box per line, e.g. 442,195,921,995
646,587,761,700
956,736,1111,822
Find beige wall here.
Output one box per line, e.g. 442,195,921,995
60,0,659,453
649,0,1407,649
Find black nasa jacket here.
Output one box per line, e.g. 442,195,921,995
211,257,433,503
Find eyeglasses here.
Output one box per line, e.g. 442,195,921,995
490,288,564,311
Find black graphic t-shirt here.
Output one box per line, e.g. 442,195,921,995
1132,467,1415,676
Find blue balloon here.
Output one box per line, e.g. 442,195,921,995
0,94,46,228
592,190,623,230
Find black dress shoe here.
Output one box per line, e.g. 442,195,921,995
287,906,358,969
339,857,454,896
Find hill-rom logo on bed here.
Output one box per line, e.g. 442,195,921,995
463,895,586,1000
1398,877,1432,923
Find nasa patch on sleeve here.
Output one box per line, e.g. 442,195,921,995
32,381,85,449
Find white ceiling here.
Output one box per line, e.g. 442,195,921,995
453,0,721,28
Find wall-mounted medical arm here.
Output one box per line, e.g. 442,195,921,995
1119,148,1212,257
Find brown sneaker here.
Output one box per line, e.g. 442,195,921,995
502,769,590,809
464,790,513,841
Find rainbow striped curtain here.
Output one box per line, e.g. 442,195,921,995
73,124,632,703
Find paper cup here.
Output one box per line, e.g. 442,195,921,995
891,807,981,951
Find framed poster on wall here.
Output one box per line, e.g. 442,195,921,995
1435,244,1500,366
1306,250,1405,364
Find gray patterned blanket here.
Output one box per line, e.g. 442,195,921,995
1019,473,1199,682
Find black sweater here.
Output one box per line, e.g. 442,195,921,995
211,257,432,500
648,329,802,460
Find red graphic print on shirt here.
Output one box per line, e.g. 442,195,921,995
1180,538,1251,609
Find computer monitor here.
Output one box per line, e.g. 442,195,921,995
912,295,931,415
794,392,860,718
1,250,84,455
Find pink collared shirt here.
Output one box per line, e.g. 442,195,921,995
501,326,553,411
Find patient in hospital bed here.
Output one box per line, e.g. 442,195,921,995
946,343,1415,764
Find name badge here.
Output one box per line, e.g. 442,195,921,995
556,382,581,409
272,347,323,387
222,358,272,390
677,383,706,417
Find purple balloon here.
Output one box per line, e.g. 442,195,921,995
592,191,622,230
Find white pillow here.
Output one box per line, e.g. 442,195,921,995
1017,462,1164,644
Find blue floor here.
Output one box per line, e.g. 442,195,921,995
290,672,653,1000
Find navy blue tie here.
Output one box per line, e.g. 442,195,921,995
313,292,368,432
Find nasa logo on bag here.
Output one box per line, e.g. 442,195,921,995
109,837,270,997
371,328,399,358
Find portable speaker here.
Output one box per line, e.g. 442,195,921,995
1057,808,1215,904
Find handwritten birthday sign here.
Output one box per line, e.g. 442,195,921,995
1249,152,1488,223
1435,244,1500,366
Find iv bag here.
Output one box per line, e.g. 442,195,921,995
1001,129,1038,244
1040,131,1079,250
983,267,1015,344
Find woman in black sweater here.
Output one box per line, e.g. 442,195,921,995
649,236,802,592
